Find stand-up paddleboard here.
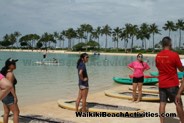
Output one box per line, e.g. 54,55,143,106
104,90,159,101
58,99,144,114
34,61,60,65
113,77,158,85
129,86,159,94
129,86,184,95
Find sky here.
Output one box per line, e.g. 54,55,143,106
0,0,184,48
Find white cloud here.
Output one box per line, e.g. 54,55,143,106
0,0,184,47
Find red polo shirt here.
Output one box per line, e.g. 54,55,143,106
155,49,182,88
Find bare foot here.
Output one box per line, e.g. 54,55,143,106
135,100,140,103
131,98,136,102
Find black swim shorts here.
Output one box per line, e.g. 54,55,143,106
133,76,144,83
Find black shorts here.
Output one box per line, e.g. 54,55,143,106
133,76,144,83
159,86,182,104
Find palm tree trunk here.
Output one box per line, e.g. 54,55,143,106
117,39,119,52
62,40,64,49
142,41,144,49
105,35,107,51
169,30,171,37
68,39,70,50
125,40,128,52
60,40,62,48
131,37,134,53
145,39,147,50
179,29,181,48
153,33,155,52
98,37,100,49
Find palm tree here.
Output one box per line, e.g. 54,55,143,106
163,21,176,37
39,33,55,49
61,31,66,49
96,26,101,49
121,24,131,52
53,31,61,48
112,27,122,51
86,24,93,41
80,24,93,43
1,34,14,47
129,24,138,52
31,34,40,49
14,31,21,48
19,34,40,49
176,19,184,48
101,24,112,51
65,28,77,50
10,34,16,47
150,23,161,52
76,28,84,43
19,35,29,48
137,23,150,50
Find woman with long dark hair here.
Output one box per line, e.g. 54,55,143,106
76,53,89,112
1,58,20,123
128,53,150,102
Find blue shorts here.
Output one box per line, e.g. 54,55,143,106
2,94,14,105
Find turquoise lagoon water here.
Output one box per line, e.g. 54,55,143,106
0,51,158,106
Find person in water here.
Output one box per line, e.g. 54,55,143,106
42,50,47,63
1,58,20,123
76,53,89,112
53,58,58,63
128,53,150,102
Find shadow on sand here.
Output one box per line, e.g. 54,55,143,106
165,117,179,123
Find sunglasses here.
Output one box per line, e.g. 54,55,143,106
138,55,143,58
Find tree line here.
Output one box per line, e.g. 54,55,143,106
0,19,184,52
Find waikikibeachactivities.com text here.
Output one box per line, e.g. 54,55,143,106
75,112,177,118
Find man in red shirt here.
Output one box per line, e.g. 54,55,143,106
155,36,184,123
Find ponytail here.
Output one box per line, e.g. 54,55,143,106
0,66,8,76
77,58,82,68
76,53,88,68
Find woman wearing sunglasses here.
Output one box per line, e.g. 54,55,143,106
128,53,150,102
76,53,89,112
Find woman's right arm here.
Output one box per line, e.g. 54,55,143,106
128,62,134,71
128,66,134,71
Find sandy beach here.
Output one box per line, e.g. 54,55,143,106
0,49,183,123
18,84,182,123
1,49,184,58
